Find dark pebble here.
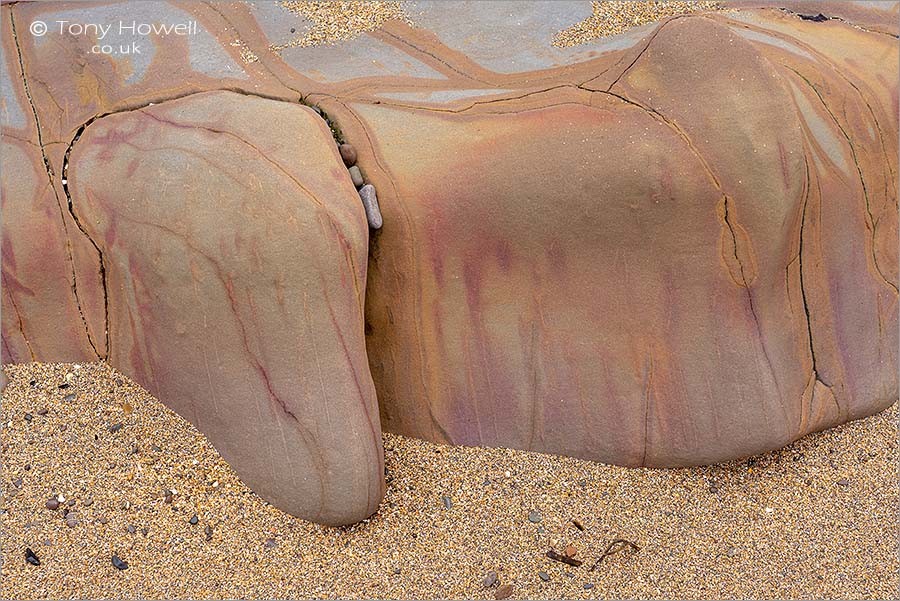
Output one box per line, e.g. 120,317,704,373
483,570,498,588
189,514,199,525
495,584,513,600
290,27,296,33
63,394,75,402
141,528,149,536
29,379,36,387
393,567,401,575
564,572,574,578
264,538,278,548
127,525,136,534
483,478,491,486
13,477,23,487
67,498,76,506
24,413,33,421
66,517,78,528
58,383,69,389
837,478,850,487
584,583,595,590
111,555,128,570
339,143,358,167
108,423,123,433
98,516,109,524
538,571,550,582
441,495,452,510
25,547,40,566
528,510,542,523
45,499,59,511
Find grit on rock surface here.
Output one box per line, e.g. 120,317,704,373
1,363,897,600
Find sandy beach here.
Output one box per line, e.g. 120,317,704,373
0,361,896,599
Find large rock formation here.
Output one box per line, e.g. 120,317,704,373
2,1,896,525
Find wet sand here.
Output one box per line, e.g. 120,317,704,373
0,361,896,599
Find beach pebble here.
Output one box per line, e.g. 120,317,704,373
348,165,364,188
24,413,33,421
358,184,383,229
495,584,513,599
584,582,595,589
483,570,498,588
127,525,136,534
339,143,357,167
837,478,850,487
538,571,550,581
111,555,128,570
37,408,48,415
264,538,278,548
528,510,542,523
564,545,577,557
441,495,452,509
65,515,78,528
108,423,123,433
63,394,75,402
189,514,199,525
25,548,40,566
45,498,59,511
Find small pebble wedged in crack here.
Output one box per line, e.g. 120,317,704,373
359,184,383,230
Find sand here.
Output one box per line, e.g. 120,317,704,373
0,361,896,600
267,1,724,53
272,1,412,51
553,1,723,47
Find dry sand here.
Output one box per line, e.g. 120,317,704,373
1,361,897,599
272,1,412,51
553,1,723,47
267,1,724,53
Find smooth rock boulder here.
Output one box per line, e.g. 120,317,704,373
358,14,897,466
67,91,383,526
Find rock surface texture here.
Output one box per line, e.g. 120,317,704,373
2,1,897,525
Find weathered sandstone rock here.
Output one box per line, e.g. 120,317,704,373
1,0,896,524
67,91,382,526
